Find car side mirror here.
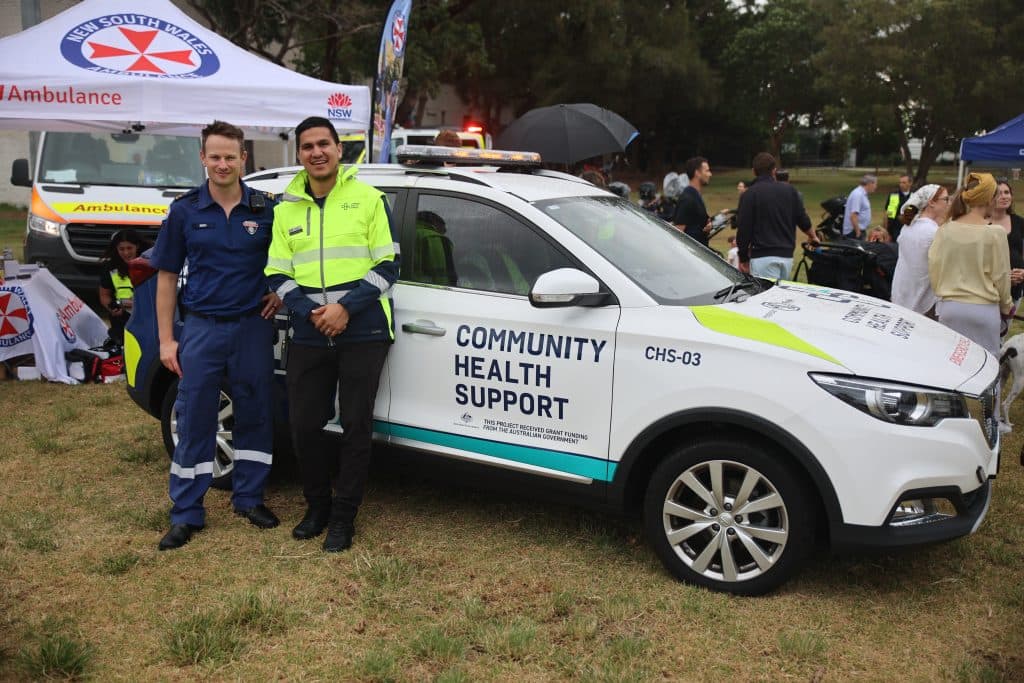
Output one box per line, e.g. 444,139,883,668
10,159,31,187
529,268,609,308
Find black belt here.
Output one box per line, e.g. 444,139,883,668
187,307,261,323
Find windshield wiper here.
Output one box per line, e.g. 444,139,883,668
714,274,763,302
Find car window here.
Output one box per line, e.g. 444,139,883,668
410,193,573,295
535,196,743,305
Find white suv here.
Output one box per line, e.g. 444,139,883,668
130,147,1000,595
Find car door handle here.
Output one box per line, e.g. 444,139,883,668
402,320,446,336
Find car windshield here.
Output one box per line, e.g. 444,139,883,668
535,195,747,304
38,132,204,187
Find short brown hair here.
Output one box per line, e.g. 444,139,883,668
201,120,245,152
684,156,708,178
433,130,462,148
752,152,776,177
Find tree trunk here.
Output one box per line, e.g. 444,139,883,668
914,135,941,185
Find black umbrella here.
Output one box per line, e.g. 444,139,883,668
495,103,638,165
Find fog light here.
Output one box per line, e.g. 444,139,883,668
890,497,957,527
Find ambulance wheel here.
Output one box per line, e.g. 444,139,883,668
160,377,235,491
643,439,811,595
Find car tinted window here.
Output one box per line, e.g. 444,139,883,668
535,196,743,304
411,194,573,294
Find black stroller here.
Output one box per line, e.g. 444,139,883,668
792,239,898,300
817,195,846,241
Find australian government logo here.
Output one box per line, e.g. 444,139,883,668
327,92,354,121
60,14,220,79
0,287,35,348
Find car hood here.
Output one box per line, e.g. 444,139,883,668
694,281,992,393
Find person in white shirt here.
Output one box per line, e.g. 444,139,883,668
890,184,948,316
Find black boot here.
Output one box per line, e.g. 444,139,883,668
292,506,331,540
322,519,354,553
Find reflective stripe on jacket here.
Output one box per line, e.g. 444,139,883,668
265,166,399,346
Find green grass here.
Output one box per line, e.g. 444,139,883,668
0,206,25,262
92,552,141,576
15,618,93,680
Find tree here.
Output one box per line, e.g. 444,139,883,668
719,0,827,160
814,0,1024,184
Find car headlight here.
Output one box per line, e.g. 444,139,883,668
810,374,968,426
27,213,63,236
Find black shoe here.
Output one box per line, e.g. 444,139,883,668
323,520,354,553
158,523,203,551
234,504,280,529
292,507,330,540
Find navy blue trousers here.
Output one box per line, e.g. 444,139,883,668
169,313,274,526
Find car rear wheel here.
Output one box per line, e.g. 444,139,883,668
643,438,811,595
159,377,235,491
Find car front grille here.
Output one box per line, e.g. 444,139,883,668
65,224,162,260
965,379,999,449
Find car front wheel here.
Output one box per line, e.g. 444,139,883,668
643,439,811,595
159,377,235,491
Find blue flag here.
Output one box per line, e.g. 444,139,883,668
371,0,412,163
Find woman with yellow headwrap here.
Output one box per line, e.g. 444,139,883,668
927,172,1012,355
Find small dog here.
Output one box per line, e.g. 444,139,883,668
999,333,1024,427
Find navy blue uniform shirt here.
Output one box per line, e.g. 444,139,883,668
150,180,277,317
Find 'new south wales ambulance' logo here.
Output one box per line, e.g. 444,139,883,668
60,14,221,78
0,288,34,348
327,92,353,120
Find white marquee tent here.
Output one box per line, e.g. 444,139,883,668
0,0,369,139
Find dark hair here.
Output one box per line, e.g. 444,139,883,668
752,152,776,177
101,229,149,277
295,116,340,152
684,156,708,179
201,120,245,153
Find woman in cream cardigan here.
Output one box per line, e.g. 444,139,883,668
928,172,1011,355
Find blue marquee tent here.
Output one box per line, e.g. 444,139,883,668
957,113,1024,187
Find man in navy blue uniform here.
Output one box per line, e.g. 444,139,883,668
150,120,282,551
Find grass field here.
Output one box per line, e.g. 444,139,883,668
0,377,1022,681
1,170,1023,680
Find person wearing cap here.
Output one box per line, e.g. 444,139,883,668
928,172,1011,355
890,184,948,315
842,174,878,239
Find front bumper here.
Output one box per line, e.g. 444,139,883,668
830,480,992,550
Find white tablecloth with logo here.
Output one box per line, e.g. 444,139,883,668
0,267,109,383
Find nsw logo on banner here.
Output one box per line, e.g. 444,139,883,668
60,14,220,78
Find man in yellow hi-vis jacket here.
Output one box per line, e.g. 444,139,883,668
265,116,399,552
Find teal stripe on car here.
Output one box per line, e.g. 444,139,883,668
374,421,614,482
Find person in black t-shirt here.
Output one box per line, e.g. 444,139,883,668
672,156,712,246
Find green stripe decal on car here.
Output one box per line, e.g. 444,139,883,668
374,421,614,481
689,305,843,366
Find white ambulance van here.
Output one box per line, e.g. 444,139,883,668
12,130,204,294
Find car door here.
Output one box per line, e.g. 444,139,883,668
384,188,620,485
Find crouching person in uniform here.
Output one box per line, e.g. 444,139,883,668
265,116,399,552
151,120,283,551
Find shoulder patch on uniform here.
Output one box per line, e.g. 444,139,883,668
172,188,198,203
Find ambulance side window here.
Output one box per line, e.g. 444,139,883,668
412,194,572,295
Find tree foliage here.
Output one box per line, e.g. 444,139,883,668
189,0,1024,178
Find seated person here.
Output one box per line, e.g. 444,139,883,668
98,229,149,344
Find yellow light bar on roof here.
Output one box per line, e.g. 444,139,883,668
396,144,542,168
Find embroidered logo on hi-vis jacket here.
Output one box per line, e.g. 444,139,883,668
60,14,221,78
